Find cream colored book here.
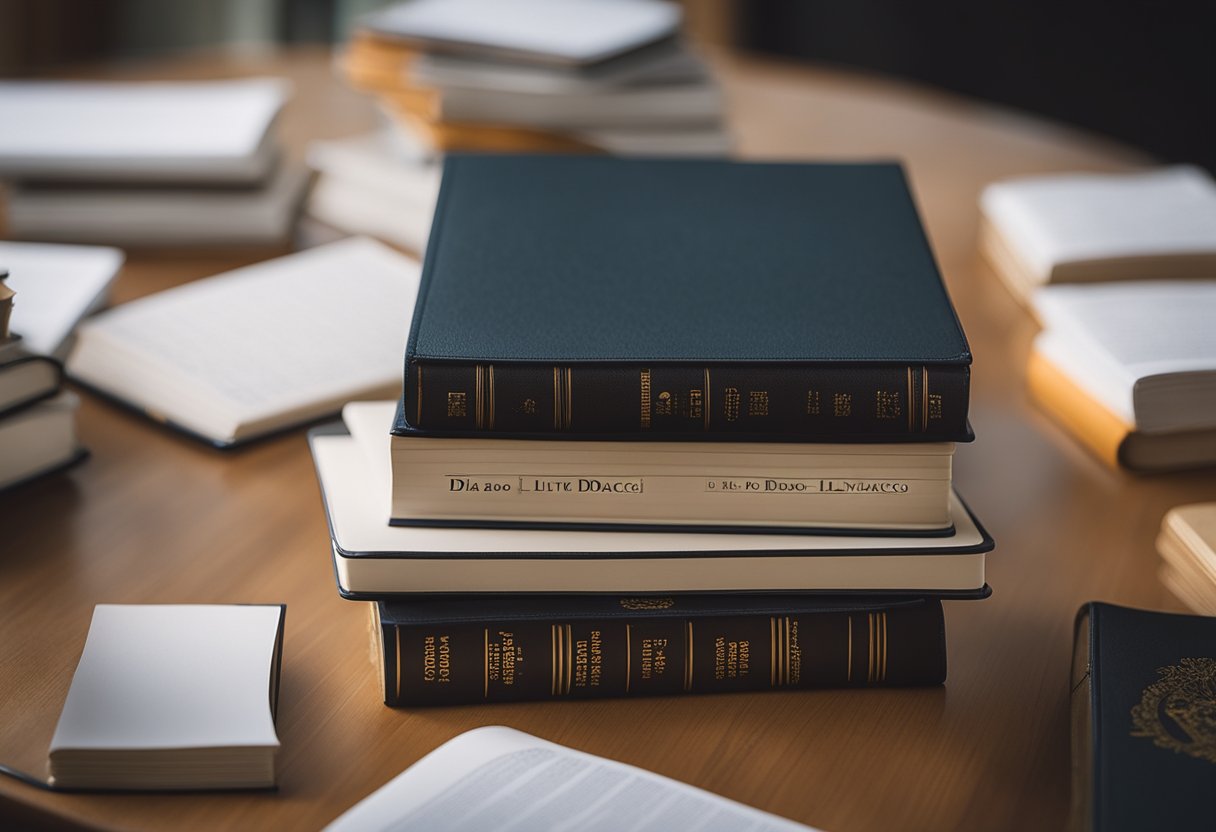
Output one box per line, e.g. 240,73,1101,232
1032,282,1216,436
979,166,1216,303
307,407,991,596
326,726,817,832
49,604,285,791
0,392,84,490
67,238,420,446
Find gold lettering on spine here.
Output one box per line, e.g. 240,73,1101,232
488,364,495,429
565,624,573,695
483,628,489,698
639,370,652,429
921,367,929,432
770,617,777,687
906,367,914,433
784,617,792,686
684,621,694,691
625,624,632,692
703,368,711,430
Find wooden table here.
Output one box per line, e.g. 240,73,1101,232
2,47,1213,832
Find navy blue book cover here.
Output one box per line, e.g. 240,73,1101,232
400,155,971,441
1072,602,1216,831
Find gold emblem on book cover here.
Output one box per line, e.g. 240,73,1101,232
1130,657,1216,764
618,597,675,611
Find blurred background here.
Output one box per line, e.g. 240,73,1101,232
2,0,1212,171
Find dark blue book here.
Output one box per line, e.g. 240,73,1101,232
1071,602,1216,831
399,155,971,441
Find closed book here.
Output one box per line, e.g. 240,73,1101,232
1071,602,1216,831
309,422,993,598
371,594,946,706
401,156,971,441
0,351,63,418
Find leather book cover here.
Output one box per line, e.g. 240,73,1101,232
375,594,947,705
1071,602,1216,831
400,155,971,441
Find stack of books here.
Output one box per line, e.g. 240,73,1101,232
309,155,994,707
981,167,1216,472
307,0,728,253
0,241,123,491
0,78,306,247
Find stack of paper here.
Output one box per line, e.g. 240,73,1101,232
0,78,307,246
312,0,730,251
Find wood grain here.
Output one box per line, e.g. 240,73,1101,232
3,47,1214,832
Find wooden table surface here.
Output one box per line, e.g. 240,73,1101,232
3,47,1213,832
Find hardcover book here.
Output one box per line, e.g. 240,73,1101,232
400,156,972,441
370,594,946,706
1071,602,1216,831
308,423,993,597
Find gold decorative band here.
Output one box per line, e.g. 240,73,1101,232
640,369,651,429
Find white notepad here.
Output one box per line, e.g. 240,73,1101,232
0,78,288,184
0,241,124,358
67,237,420,446
49,604,285,790
363,0,681,66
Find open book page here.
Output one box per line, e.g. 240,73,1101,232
67,237,419,443
325,726,816,832
0,241,124,356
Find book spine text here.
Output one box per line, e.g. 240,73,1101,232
380,603,945,706
406,362,968,439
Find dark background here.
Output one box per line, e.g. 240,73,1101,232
2,0,1212,172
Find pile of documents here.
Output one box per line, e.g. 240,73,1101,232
308,0,729,253
0,78,305,247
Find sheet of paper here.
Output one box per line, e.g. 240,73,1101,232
326,726,816,832
50,605,281,752
981,166,1216,278
0,241,124,356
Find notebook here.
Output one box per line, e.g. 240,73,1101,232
49,604,285,791
325,726,815,831
66,237,421,447
0,78,288,184
0,241,124,358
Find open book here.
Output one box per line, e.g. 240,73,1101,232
325,726,816,831
67,237,420,447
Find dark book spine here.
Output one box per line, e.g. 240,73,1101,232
379,602,945,706
405,361,968,439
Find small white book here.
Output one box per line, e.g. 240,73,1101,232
325,726,816,832
67,237,421,446
362,0,681,67
49,604,285,791
0,78,288,184
0,391,84,491
0,241,124,358
979,166,1216,302
1032,281,1216,434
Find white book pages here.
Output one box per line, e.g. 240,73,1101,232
1033,281,1216,432
325,726,816,832
0,78,288,183
0,391,80,489
363,0,681,66
67,237,420,445
0,241,124,357
50,605,282,753
7,164,308,247
409,40,708,94
980,166,1216,283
